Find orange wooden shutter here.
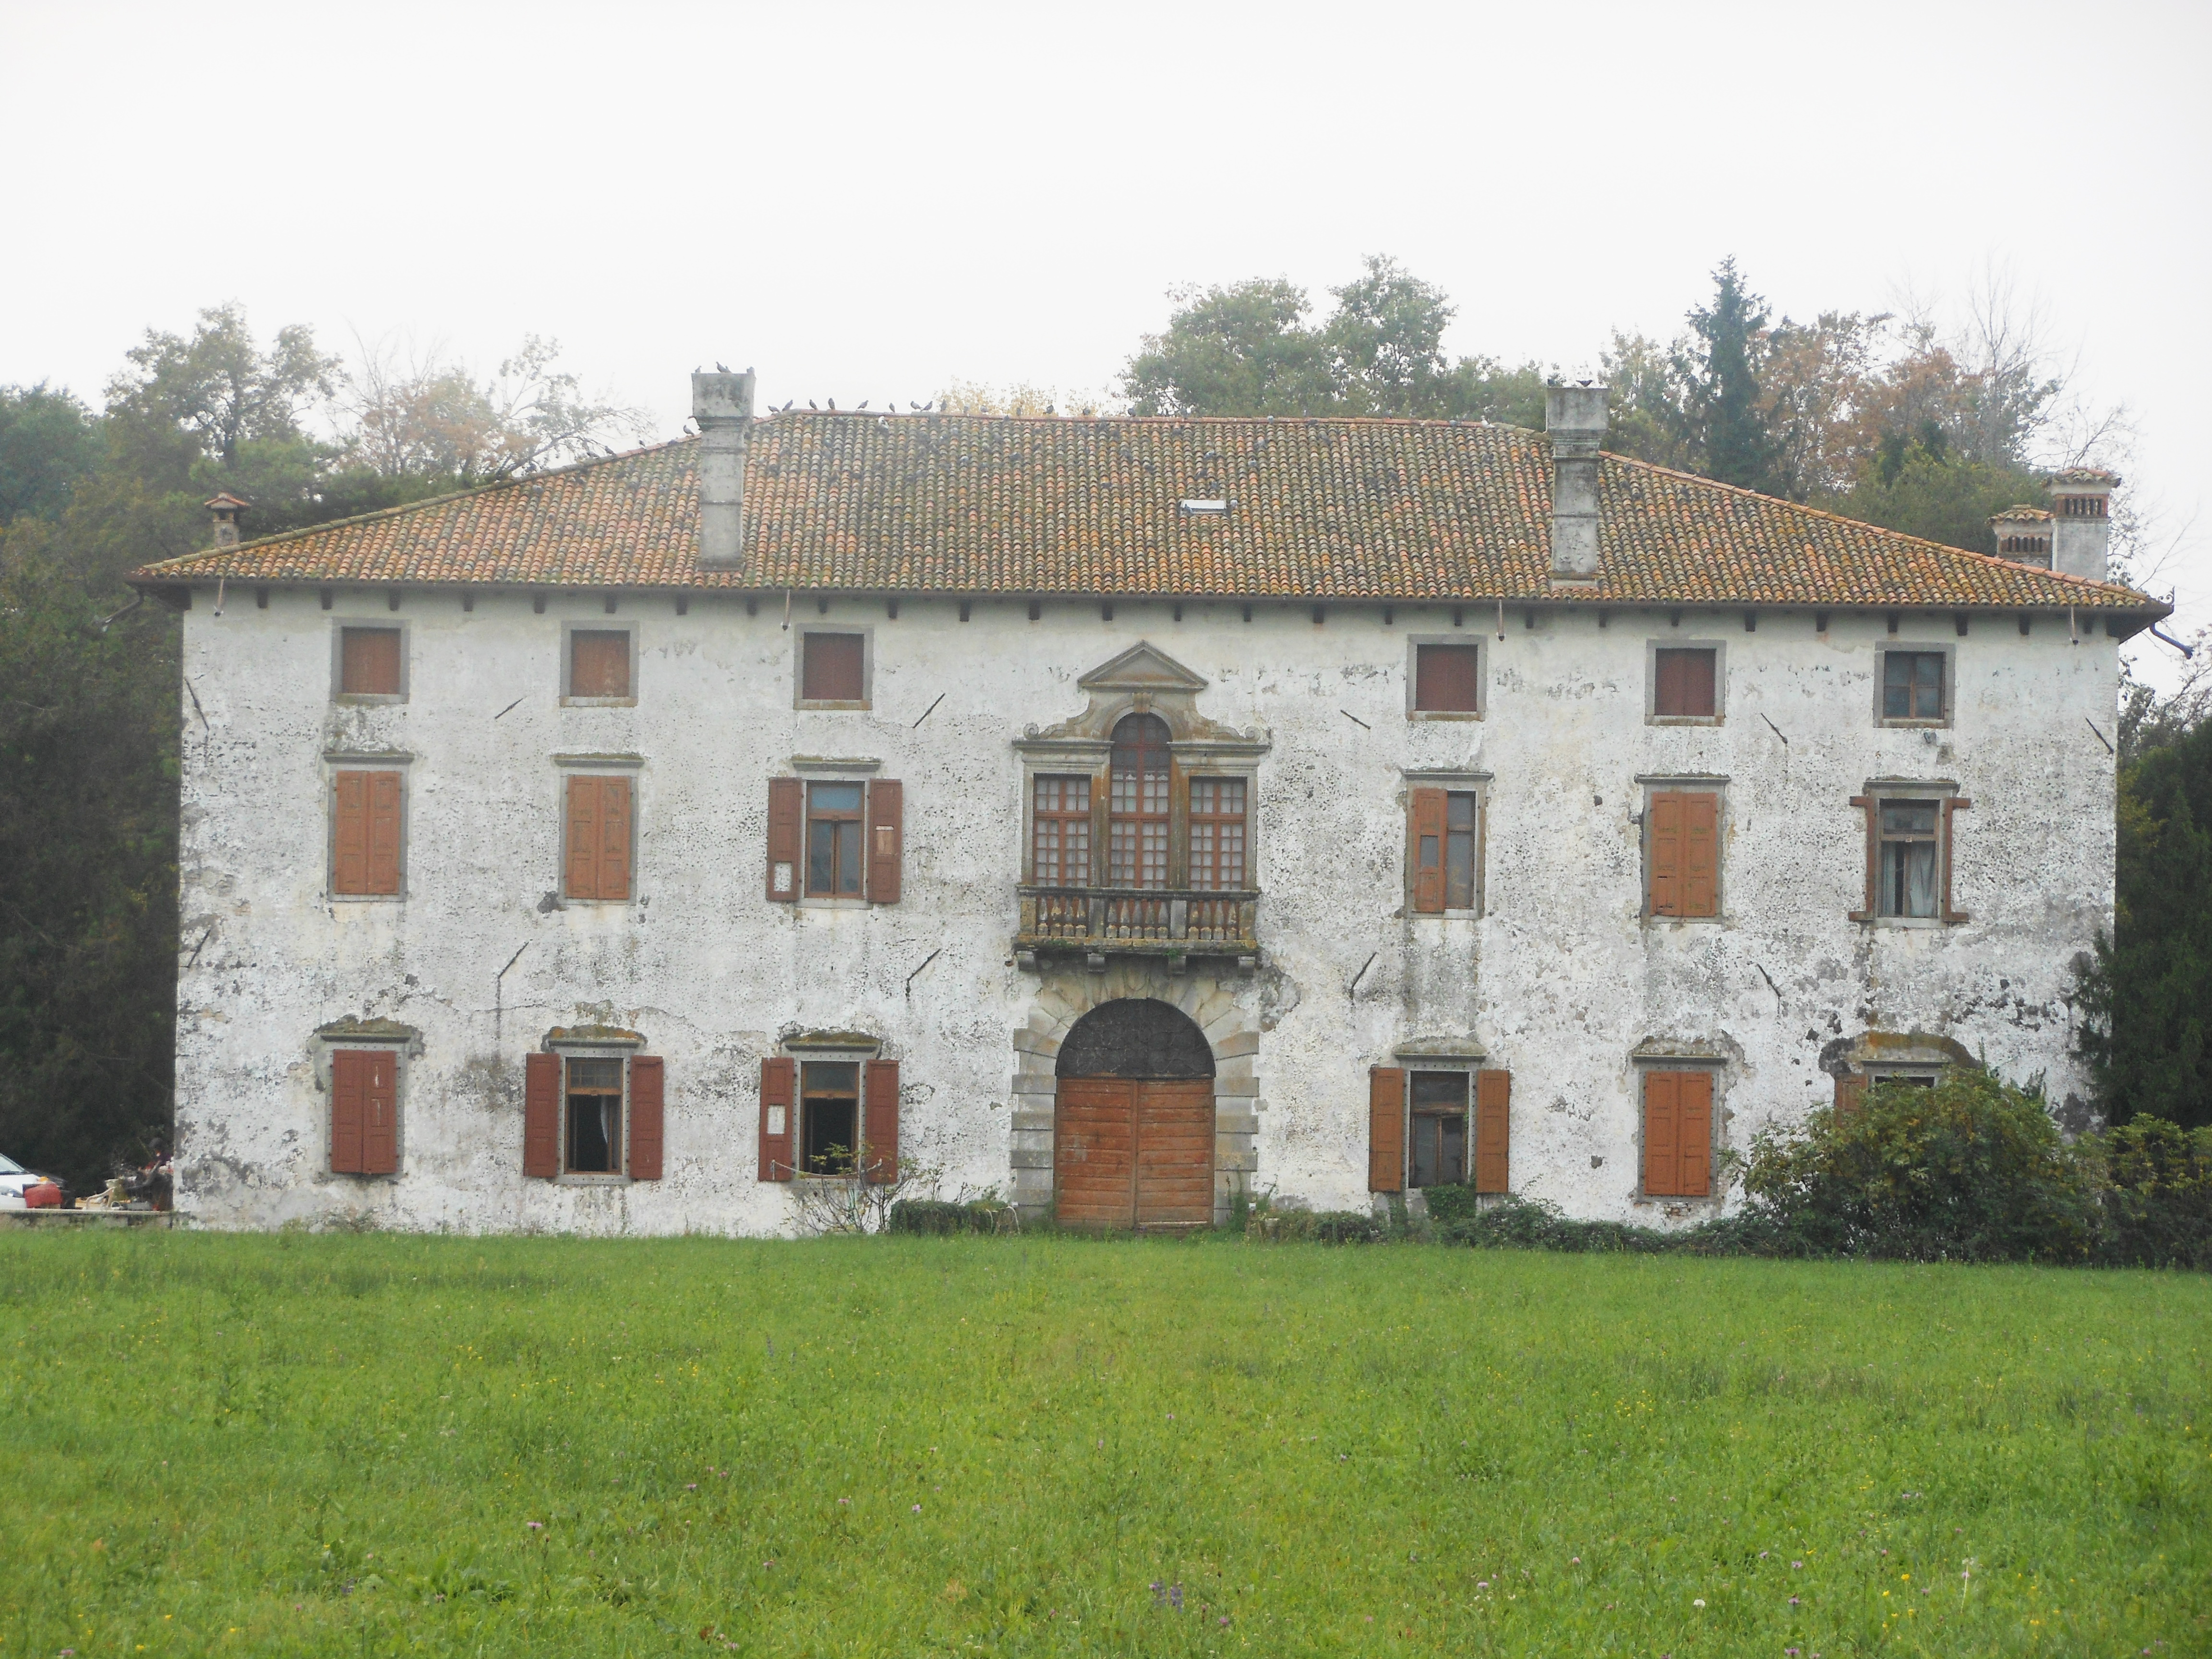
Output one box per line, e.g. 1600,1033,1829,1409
1834,1074,1866,1118
566,776,601,898
597,776,632,902
1648,793,1683,915
1368,1066,1404,1192
1682,792,1718,917
523,1052,560,1177
1643,1071,1679,1195
361,1049,398,1175
1410,788,1447,914
766,778,802,902
333,771,369,894
628,1055,664,1180
367,771,403,895
866,780,902,905
864,1058,900,1184
330,1049,367,1173
1678,1071,1713,1196
759,1057,795,1180
1474,1068,1511,1194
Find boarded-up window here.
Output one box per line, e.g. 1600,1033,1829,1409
330,1048,397,1175
1408,1071,1466,1188
340,627,402,696
1654,649,1717,717
801,632,866,702
1474,1068,1510,1194
1189,778,1246,891
1108,713,1171,889
333,769,403,895
864,1058,901,1184
1413,643,1479,713
1034,776,1091,885
1642,1070,1714,1197
758,1056,795,1180
1368,1066,1405,1192
1647,791,1719,917
569,629,632,699
565,775,633,901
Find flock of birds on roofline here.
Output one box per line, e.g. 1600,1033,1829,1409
696,364,1089,419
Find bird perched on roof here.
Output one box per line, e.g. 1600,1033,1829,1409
857,400,869,410
827,398,837,411
716,361,729,373
909,401,922,411
1045,405,1055,415
809,400,818,410
780,399,794,411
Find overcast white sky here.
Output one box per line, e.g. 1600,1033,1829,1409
3,0,2205,679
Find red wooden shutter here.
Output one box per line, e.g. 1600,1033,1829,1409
361,1048,398,1175
367,771,403,895
1834,1074,1866,1118
628,1054,664,1180
330,1049,367,1173
1368,1066,1404,1192
864,1058,900,1184
1649,793,1683,915
598,776,632,902
333,771,369,894
1474,1068,1511,1194
1415,643,1479,712
523,1052,560,1177
1681,792,1718,917
759,1056,795,1181
566,776,601,899
766,778,802,902
866,779,902,905
1643,1071,1679,1196
1410,787,1447,914
1678,1071,1713,1196
1685,649,1716,716
1654,649,1683,716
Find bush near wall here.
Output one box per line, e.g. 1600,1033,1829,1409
884,1197,1017,1236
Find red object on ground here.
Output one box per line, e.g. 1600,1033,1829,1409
23,1181,61,1208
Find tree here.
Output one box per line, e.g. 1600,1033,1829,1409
0,385,104,523
1121,278,1334,417
1674,258,1777,492
107,301,337,472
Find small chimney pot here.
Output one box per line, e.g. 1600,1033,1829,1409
204,492,250,549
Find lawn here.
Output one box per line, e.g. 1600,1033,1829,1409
0,1231,2205,1658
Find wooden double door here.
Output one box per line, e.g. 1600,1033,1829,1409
1054,1077,1215,1229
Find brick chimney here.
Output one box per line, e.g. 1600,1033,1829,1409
692,368,756,569
205,492,249,548
1987,505,2052,568
2047,468,2119,583
1545,382,1608,582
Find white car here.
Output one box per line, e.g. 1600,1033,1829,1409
0,1151,60,1207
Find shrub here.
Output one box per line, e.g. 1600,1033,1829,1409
2088,1116,2212,1268
1248,1207,1384,1244
885,1198,1016,1237
1432,1193,1679,1254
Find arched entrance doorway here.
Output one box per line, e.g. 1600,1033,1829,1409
1054,998,1216,1230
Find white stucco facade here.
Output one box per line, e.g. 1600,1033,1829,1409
169,584,2120,1233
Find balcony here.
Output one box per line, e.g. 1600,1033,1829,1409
1015,885,1260,971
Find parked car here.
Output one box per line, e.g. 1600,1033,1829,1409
0,1151,62,1208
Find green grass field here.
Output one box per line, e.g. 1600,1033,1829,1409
1,1231,2206,1658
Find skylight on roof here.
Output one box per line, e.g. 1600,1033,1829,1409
1179,498,1231,516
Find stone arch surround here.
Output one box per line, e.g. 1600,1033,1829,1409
1009,965,1260,1225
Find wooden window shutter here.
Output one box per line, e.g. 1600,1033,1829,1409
866,780,902,905
1681,792,1719,917
759,1056,795,1181
1368,1066,1405,1192
1678,1071,1713,1196
523,1052,560,1178
367,771,403,895
330,1049,367,1173
766,778,802,902
628,1055,664,1180
333,771,369,894
1643,1071,1679,1195
361,1048,398,1175
1654,649,1683,716
1648,793,1683,915
1834,1074,1866,1118
566,776,601,898
1409,787,1447,914
597,776,632,902
864,1058,900,1184
1474,1068,1511,1194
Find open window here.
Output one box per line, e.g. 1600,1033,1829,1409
1368,1065,1510,1194
1408,1071,1467,1188
758,1052,900,1183
1407,780,1485,915
522,1047,664,1181
565,1056,625,1173
767,775,902,904
1849,786,1970,924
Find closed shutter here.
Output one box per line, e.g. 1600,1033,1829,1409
1681,792,1718,917
566,776,601,898
759,1056,795,1181
523,1052,560,1178
368,771,403,895
1649,793,1682,915
628,1055,664,1180
1678,1071,1713,1196
866,780,902,905
1833,1073,1866,1118
1409,788,1447,914
1474,1068,1511,1194
767,778,802,902
330,1049,367,1173
361,1048,398,1175
1368,1066,1404,1192
334,771,369,894
864,1058,900,1184
1655,649,1684,716
1643,1071,1679,1195
597,776,632,902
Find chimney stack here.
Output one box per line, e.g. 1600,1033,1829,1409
205,492,250,548
692,367,757,569
1545,381,1608,582
1987,505,2052,568
2046,469,2119,583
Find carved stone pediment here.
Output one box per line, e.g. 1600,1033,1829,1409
1020,640,1267,752
1076,642,1209,695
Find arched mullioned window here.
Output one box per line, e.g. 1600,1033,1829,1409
1108,713,1172,889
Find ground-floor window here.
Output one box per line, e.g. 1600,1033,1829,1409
565,1056,625,1173
1409,1071,1468,1188
1641,1070,1715,1197
801,1062,861,1175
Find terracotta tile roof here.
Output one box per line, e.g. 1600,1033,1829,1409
133,412,2162,612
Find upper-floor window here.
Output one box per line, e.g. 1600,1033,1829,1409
806,781,866,897
797,628,870,708
331,768,404,896
1408,786,1481,914
1877,799,1940,917
338,626,404,699
1034,776,1091,884
563,625,636,705
1410,641,1480,716
1108,713,1172,888
1653,648,1718,719
765,776,902,904
1646,788,1719,919
1882,650,1946,722
1188,778,1247,891
564,774,633,901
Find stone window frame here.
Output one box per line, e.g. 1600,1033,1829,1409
1405,634,1485,721
1872,641,1956,730
1015,728,1267,893
1848,777,1969,928
793,623,875,711
1387,1042,1488,1195
1644,637,1727,726
1635,772,1729,925
330,619,409,705
546,1029,644,1185
312,1022,419,1179
778,1032,884,1186
560,619,640,707
322,750,413,904
790,757,882,911
1401,769,1491,919
553,753,645,907
1627,1047,1729,1209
